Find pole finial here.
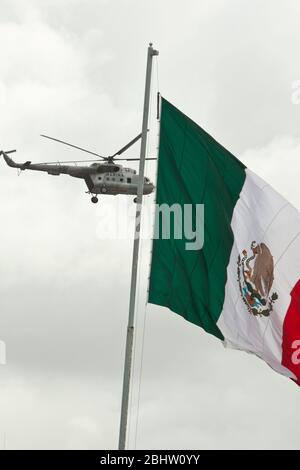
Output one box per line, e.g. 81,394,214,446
149,42,159,56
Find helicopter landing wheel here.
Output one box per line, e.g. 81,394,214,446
133,197,137,203
91,196,99,204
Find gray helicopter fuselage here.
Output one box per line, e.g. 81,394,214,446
2,153,154,197
85,163,153,195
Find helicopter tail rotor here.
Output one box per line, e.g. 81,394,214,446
0,149,17,155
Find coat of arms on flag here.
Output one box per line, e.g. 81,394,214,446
237,241,278,317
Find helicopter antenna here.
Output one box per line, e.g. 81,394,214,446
41,135,105,159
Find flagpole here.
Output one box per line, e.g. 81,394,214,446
118,43,158,451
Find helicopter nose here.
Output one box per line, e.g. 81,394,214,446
144,182,155,194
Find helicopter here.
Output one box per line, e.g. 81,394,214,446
1,132,156,203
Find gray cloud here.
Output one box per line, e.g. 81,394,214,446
0,0,299,450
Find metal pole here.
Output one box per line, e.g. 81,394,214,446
118,43,158,450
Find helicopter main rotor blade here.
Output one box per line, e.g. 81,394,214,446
110,132,145,158
41,134,105,159
35,159,102,165
113,157,157,161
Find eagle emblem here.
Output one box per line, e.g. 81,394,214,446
237,241,278,317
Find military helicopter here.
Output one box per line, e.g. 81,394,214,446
1,132,156,203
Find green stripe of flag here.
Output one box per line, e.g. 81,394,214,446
148,98,246,339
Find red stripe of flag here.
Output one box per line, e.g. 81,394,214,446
282,280,300,386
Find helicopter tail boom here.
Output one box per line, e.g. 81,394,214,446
2,151,33,170
1,151,92,178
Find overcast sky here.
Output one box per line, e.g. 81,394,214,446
0,0,300,450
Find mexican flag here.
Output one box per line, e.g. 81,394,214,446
148,98,300,386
